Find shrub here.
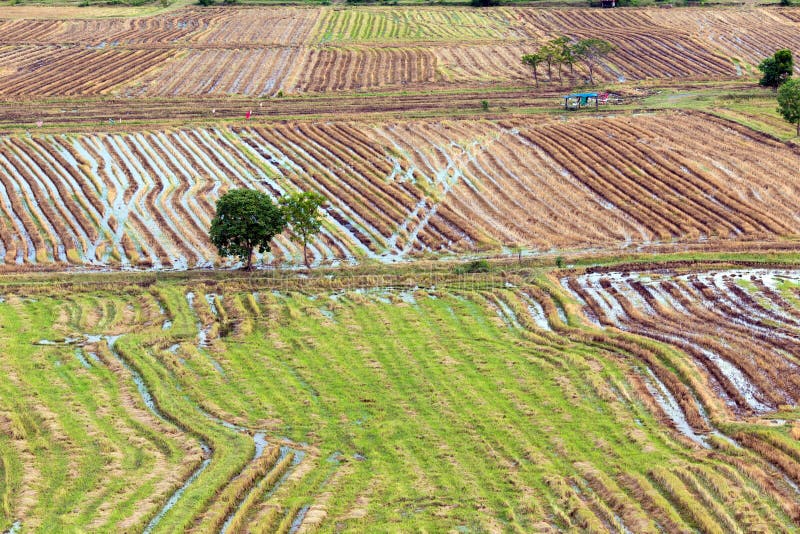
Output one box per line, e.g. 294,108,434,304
455,259,490,274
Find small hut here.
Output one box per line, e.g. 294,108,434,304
563,93,599,111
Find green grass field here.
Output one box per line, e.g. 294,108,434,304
1,264,799,532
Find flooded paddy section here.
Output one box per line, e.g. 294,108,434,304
563,268,800,418
2,112,799,271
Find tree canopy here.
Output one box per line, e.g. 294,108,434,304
777,78,800,136
759,49,794,89
209,188,285,270
522,37,613,88
521,52,543,86
280,191,327,269
573,38,615,85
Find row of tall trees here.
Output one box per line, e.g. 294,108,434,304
521,37,614,87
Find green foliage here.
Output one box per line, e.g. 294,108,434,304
280,191,327,268
777,78,800,135
556,256,566,269
521,52,543,87
471,0,499,6
523,36,579,87
454,259,490,274
552,35,575,79
758,49,793,89
573,38,615,85
480,99,489,111
209,189,285,269
197,0,214,6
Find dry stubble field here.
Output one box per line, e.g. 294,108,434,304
1,6,800,97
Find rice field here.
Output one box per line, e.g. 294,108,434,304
1,6,800,97
1,264,799,532
1,4,799,533
314,8,508,43
563,267,800,415
0,111,797,270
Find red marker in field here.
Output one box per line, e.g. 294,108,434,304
246,110,252,119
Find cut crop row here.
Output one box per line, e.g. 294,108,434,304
1,113,799,269
133,47,307,97
0,46,172,97
315,7,507,43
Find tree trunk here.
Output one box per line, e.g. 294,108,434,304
533,67,538,87
588,63,595,85
246,248,253,270
303,240,310,269
557,64,562,83
546,61,552,80
569,62,574,75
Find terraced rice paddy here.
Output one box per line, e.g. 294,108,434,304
0,111,797,270
564,267,800,415
1,3,800,532
1,266,800,532
1,6,800,97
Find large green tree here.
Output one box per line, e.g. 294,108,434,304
209,188,285,270
778,78,800,136
280,191,327,269
758,49,794,89
574,38,615,85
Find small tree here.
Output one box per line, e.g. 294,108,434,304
521,53,543,87
540,43,556,81
777,78,800,136
555,36,577,76
574,38,615,85
280,191,327,269
209,189,285,270
759,49,794,89
551,36,573,81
